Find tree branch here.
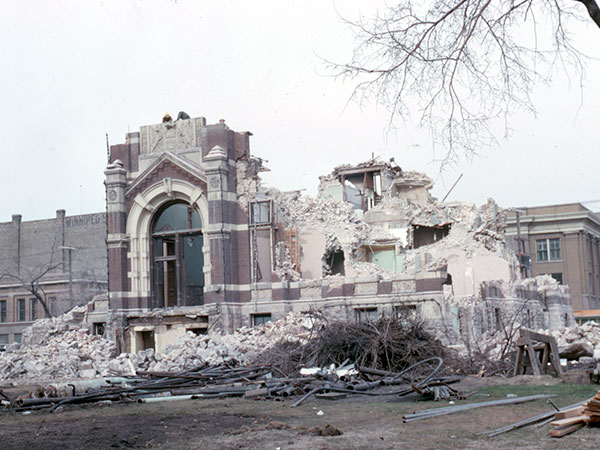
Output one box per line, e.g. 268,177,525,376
574,0,600,27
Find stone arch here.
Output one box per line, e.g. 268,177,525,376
126,179,209,301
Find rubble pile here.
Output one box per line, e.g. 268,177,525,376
272,189,372,249
147,312,323,372
0,315,118,382
0,312,325,383
548,321,600,360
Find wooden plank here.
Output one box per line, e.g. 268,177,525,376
541,344,550,374
549,422,585,438
554,406,585,420
513,346,524,377
522,330,542,376
549,415,589,427
549,336,564,376
523,329,554,344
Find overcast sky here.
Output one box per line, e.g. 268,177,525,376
1,0,599,222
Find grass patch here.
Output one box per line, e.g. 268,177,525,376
475,383,598,404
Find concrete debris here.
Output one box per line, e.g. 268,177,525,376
548,321,600,358
265,158,513,287
271,188,371,253
147,312,323,372
0,314,118,383
0,311,323,383
461,320,600,363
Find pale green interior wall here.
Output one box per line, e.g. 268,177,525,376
371,250,403,272
321,184,344,202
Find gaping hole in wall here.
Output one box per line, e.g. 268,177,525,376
136,330,155,351
93,322,106,337
412,224,451,248
152,202,204,308
323,248,345,276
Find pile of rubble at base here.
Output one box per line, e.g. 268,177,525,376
0,307,118,383
145,312,322,373
0,311,324,384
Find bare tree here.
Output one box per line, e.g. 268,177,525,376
0,263,62,318
332,1,597,164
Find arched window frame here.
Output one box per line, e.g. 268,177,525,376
126,179,209,306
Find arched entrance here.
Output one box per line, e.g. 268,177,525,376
152,202,204,307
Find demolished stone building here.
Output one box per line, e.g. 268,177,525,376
87,114,573,354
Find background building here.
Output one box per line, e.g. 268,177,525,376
0,210,107,348
506,203,600,318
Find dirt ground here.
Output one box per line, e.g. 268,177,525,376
1,377,598,450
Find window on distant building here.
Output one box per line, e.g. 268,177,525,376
30,298,37,321
550,273,563,284
13,333,22,344
17,299,26,322
252,313,272,326
536,238,561,262
0,334,8,348
0,300,6,322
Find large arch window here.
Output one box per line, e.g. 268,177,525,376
152,203,204,307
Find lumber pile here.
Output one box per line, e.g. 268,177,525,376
548,390,600,437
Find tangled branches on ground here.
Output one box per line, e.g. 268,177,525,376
254,314,447,376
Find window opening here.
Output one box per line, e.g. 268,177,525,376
323,248,345,276
356,308,378,323
250,201,271,225
93,322,106,337
252,313,272,326
136,330,155,351
30,298,37,321
536,238,561,262
152,203,204,308
17,299,26,322
49,297,57,317
0,334,8,350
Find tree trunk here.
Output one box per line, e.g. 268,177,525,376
575,0,600,28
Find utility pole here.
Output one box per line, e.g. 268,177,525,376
59,246,77,304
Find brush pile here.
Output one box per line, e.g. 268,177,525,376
252,314,448,376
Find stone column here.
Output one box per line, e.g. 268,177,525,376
105,161,129,310
203,145,230,304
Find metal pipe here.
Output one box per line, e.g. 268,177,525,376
403,394,557,422
137,395,193,404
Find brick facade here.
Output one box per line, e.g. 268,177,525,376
0,211,107,346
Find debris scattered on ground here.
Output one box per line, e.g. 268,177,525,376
1,358,460,414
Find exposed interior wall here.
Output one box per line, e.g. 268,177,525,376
447,248,512,298
298,232,326,279
391,184,430,205
254,229,273,282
